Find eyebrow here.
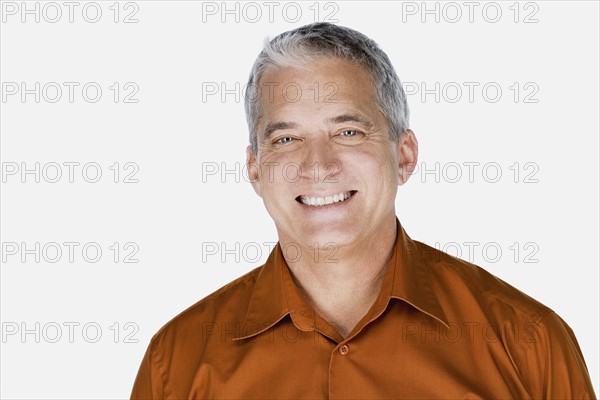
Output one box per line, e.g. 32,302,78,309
326,113,375,129
263,121,299,140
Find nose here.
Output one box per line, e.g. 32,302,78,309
298,136,341,184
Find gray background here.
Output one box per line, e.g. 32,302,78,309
1,1,598,398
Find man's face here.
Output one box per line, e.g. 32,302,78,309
246,57,417,249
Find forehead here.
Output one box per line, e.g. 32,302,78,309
259,56,375,97
256,57,380,127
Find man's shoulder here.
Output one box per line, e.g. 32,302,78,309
151,264,263,340
415,240,552,324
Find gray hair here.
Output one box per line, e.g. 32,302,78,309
244,22,410,155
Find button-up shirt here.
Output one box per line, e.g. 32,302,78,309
131,218,596,399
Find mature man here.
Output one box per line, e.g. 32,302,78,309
131,23,595,399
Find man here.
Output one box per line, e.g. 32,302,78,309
131,23,596,399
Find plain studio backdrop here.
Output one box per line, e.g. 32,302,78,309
1,1,598,398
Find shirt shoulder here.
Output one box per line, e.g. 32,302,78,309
150,264,263,344
415,240,552,325
130,265,265,398
413,240,596,398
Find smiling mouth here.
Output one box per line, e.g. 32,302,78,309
296,190,357,207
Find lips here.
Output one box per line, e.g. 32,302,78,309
296,190,357,207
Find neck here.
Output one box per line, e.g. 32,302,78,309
278,216,398,335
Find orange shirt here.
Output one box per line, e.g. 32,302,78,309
131,219,596,399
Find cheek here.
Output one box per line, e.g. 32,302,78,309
258,151,303,184
258,170,296,204
344,145,398,178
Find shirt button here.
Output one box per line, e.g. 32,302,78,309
339,344,349,355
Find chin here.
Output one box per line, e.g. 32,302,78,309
295,227,358,249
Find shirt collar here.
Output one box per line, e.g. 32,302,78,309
232,217,449,340
388,218,449,328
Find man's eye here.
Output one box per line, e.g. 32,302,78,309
275,137,294,144
332,129,367,145
340,130,363,138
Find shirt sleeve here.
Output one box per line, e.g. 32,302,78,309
519,311,597,399
130,338,165,400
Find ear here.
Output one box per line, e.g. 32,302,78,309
397,129,418,186
246,145,262,197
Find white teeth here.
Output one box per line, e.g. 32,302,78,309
299,191,353,207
